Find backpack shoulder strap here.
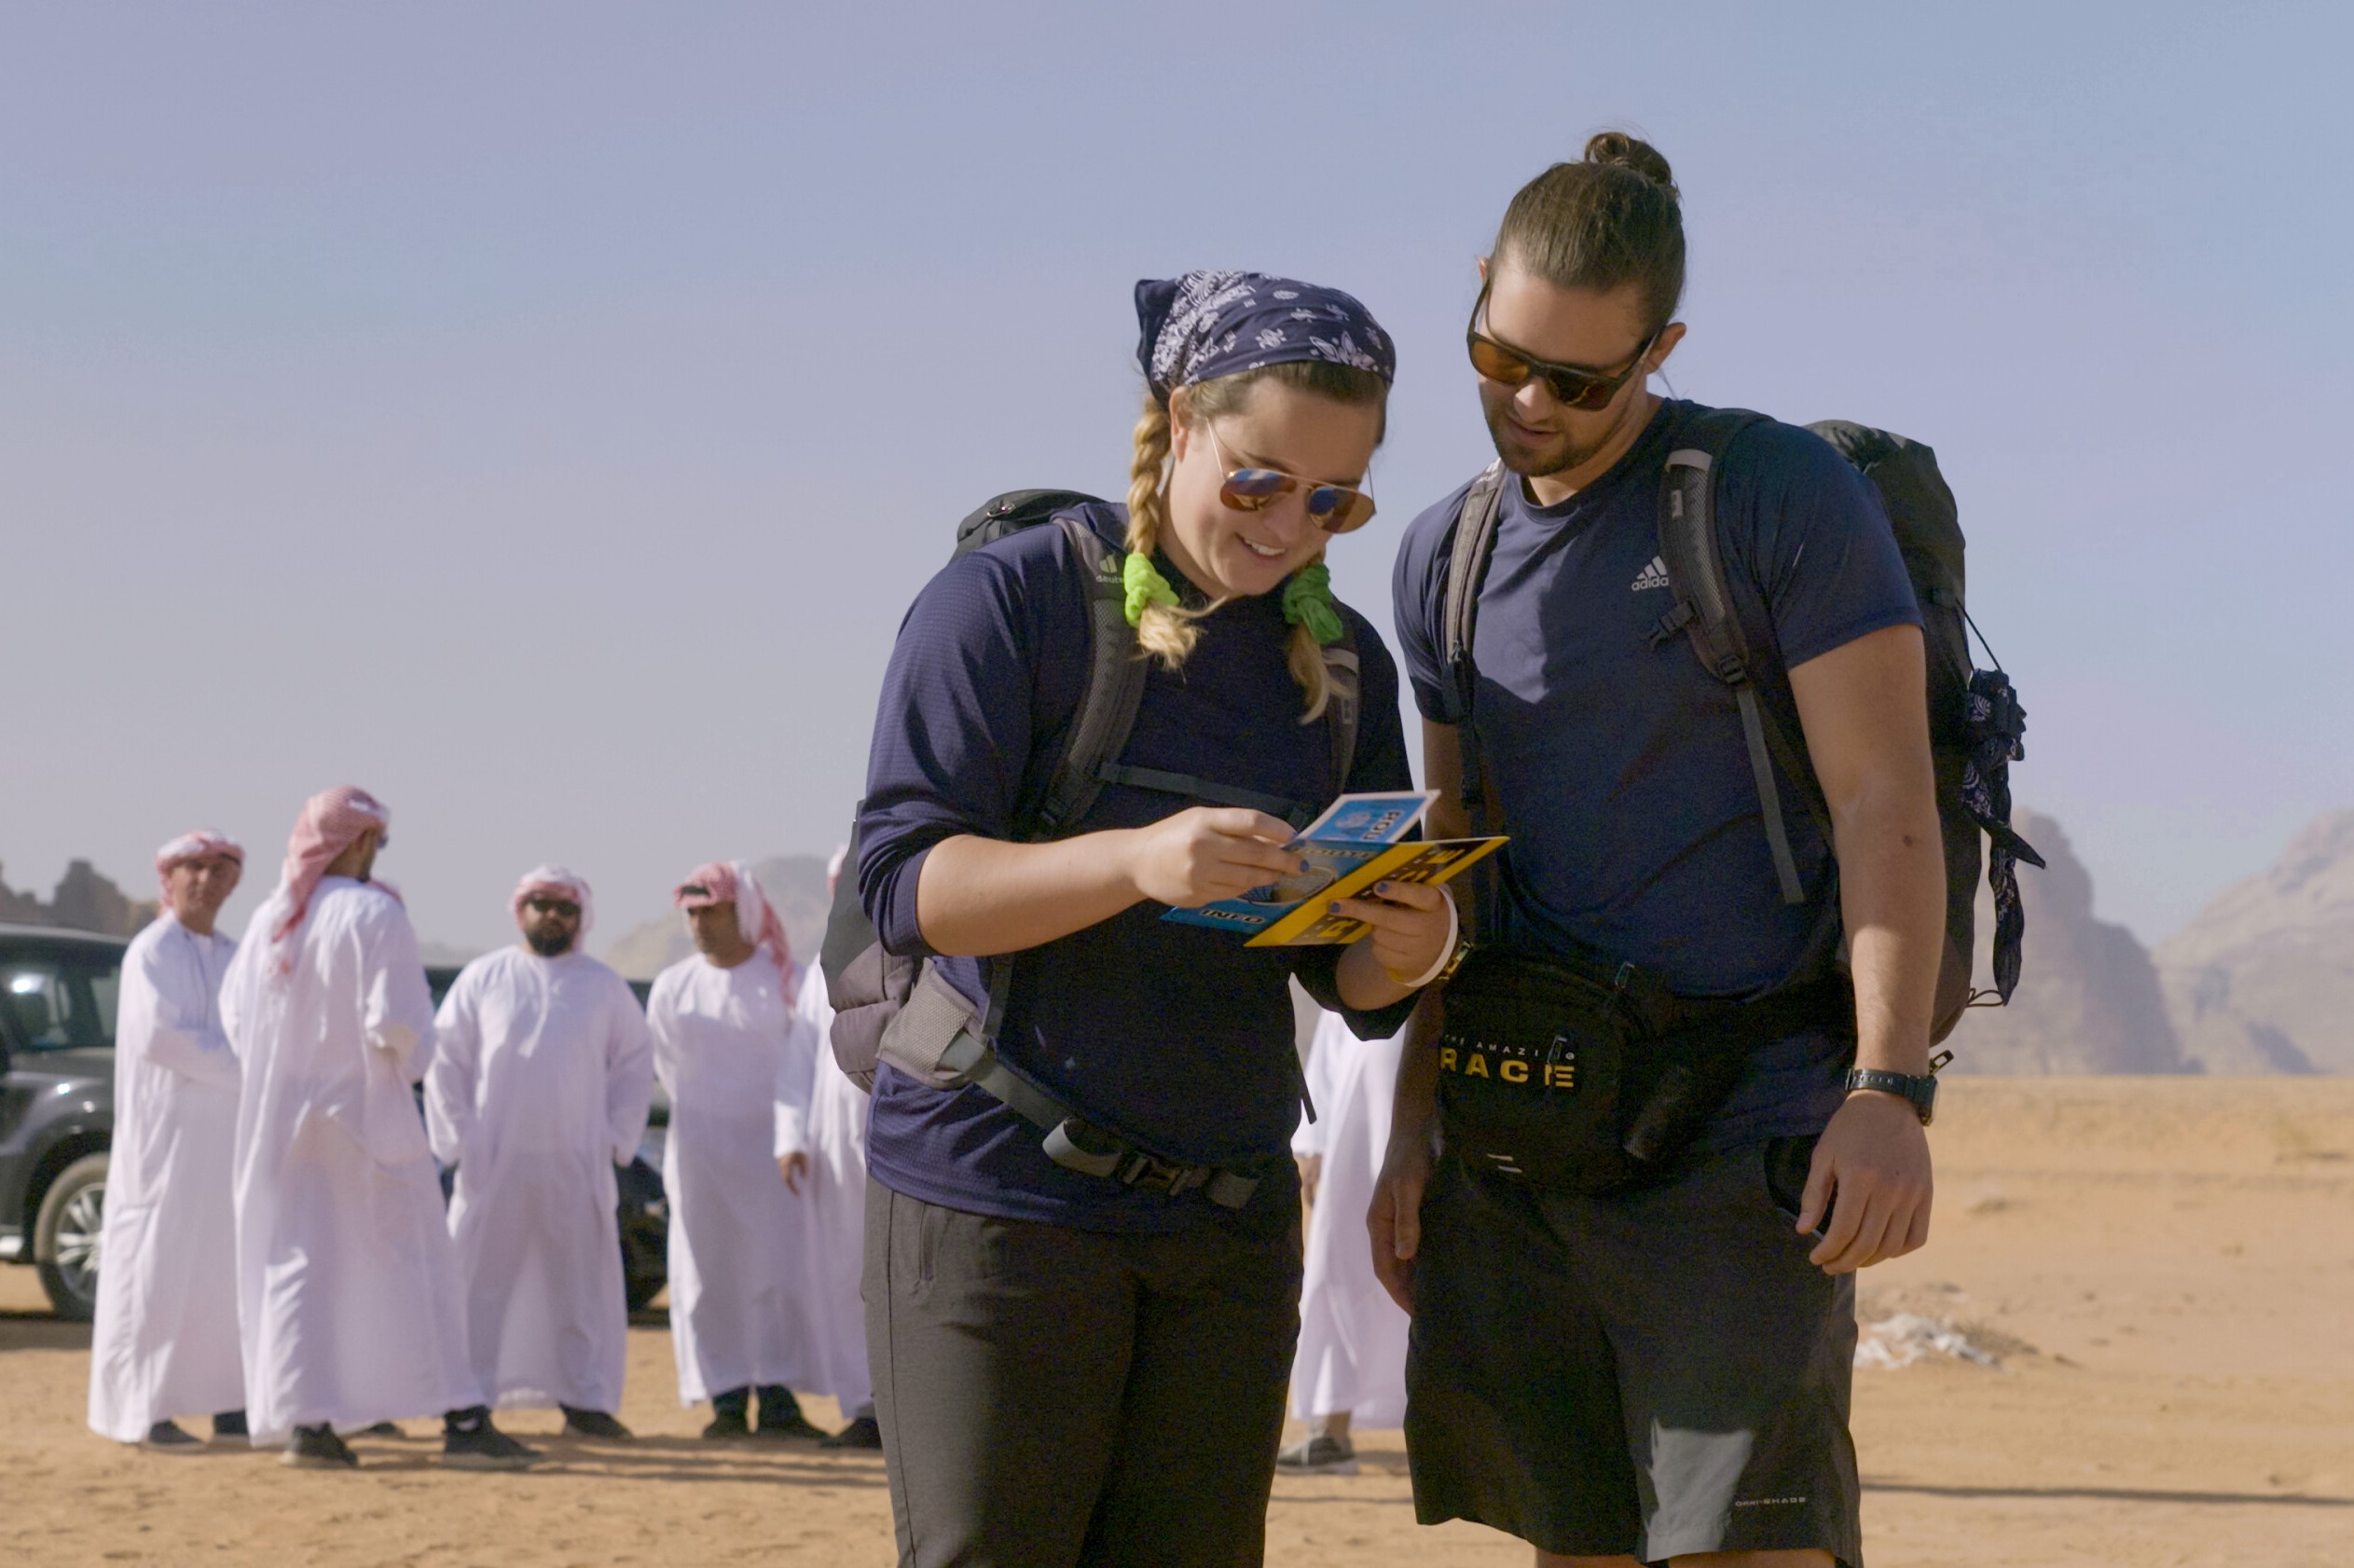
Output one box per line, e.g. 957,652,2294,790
1320,624,1361,791
1652,409,1817,906
1440,462,1510,832
1030,514,1150,839
1442,463,1509,717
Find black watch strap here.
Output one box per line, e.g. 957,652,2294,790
1843,1067,1938,1125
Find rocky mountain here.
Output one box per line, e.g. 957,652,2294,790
2155,810,2354,1075
1944,808,2187,1074
600,854,833,980
0,860,155,937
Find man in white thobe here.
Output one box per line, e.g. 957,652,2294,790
647,859,826,1440
792,843,880,1449
1279,1009,1412,1476
426,865,654,1441
219,785,536,1471
88,831,249,1452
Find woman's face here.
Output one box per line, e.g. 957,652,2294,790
1162,378,1382,601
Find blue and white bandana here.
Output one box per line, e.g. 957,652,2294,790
1136,270,1396,402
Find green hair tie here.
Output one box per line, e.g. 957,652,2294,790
1122,551,1180,627
1283,562,1345,645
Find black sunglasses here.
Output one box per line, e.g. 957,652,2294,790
524,896,581,919
1466,289,1657,411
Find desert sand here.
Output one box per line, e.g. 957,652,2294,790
2,1078,2347,1567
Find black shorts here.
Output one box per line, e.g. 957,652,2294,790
1405,1142,1862,1566
864,1180,1304,1568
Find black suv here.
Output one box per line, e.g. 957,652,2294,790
0,924,126,1317
0,925,668,1320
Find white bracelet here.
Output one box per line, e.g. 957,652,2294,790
1391,887,1461,990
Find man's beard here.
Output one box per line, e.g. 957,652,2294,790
1483,400,1618,479
526,928,574,958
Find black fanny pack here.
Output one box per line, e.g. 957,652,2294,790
1435,946,1852,1194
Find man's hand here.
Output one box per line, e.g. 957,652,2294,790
1126,808,1303,909
1296,1152,1323,1207
1328,881,1452,984
1367,1132,1432,1314
778,1151,810,1195
1797,1091,1932,1272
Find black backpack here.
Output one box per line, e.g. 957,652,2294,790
1441,411,2042,1046
819,489,1364,1092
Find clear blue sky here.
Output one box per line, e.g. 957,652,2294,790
5,2,2347,955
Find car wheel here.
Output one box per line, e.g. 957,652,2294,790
34,1153,108,1321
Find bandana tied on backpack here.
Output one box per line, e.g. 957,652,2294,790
1958,668,2044,1004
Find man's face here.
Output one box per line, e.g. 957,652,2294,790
1474,265,1675,480
166,855,242,927
519,893,582,957
686,901,744,957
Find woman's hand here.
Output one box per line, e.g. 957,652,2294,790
1124,808,1303,908
1330,881,1453,984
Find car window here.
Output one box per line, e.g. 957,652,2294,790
88,965,120,1042
0,952,120,1052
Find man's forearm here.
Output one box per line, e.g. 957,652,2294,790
1832,791,1944,1076
1388,988,1444,1147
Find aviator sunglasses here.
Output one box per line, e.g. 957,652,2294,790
1466,290,1657,412
1202,424,1377,534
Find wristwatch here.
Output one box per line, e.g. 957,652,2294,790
1843,1067,1939,1126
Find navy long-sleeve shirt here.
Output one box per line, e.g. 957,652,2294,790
857,502,1417,1231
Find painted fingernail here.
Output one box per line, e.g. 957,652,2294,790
1328,901,1343,914
1374,881,1391,895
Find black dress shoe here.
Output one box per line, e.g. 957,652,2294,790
702,1386,751,1439
441,1407,543,1471
282,1424,359,1469
142,1420,204,1454
558,1406,632,1440
753,1385,828,1442
818,1415,883,1451
212,1410,248,1441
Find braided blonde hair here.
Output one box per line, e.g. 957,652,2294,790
1125,362,1385,722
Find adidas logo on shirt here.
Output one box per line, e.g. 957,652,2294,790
1630,556,1671,593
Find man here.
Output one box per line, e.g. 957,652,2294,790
1374,133,1943,1568
88,831,249,1452
645,860,827,1441
426,865,654,1441
1280,1009,1411,1479
792,844,881,1449
218,786,539,1471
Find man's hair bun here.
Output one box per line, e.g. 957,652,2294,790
1492,131,1687,334
1583,131,1677,199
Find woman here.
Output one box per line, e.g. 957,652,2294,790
856,271,1458,1567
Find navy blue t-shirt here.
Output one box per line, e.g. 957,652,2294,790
859,503,1418,1231
1392,400,1920,1147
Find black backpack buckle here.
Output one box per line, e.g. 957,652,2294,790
1646,600,1697,646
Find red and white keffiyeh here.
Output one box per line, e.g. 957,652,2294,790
673,860,792,974
271,786,395,943
154,830,244,897
511,864,595,940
